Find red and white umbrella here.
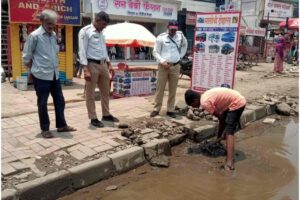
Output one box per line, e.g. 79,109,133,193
279,18,299,29
103,22,156,47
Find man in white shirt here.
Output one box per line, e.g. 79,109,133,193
78,11,118,128
150,21,188,118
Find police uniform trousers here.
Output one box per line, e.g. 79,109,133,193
85,62,110,119
153,63,181,112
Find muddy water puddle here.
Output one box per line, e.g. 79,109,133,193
61,117,298,200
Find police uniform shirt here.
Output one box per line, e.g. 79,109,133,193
78,24,110,66
153,31,188,64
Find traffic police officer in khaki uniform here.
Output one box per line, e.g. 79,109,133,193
150,21,188,118
78,11,119,128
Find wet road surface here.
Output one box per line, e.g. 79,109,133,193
61,116,298,200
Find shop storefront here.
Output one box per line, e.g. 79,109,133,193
83,0,180,60
8,0,81,83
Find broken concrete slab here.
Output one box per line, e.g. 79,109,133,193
276,103,291,116
107,146,145,174
142,139,171,160
263,118,276,124
105,185,118,191
149,155,170,168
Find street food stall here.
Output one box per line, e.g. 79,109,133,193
103,22,157,98
8,0,81,84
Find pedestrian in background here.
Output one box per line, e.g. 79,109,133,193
22,9,76,138
78,11,119,128
150,21,188,118
274,37,285,73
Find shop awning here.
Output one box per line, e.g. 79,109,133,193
279,18,299,29
103,22,156,47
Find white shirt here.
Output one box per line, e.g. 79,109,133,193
78,24,110,65
153,31,188,64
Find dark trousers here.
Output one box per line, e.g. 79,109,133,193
33,75,67,131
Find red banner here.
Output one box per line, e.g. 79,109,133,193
9,0,81,25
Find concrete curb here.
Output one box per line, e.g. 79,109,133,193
142,139,172,160
68,157,113,190
107,146,146,174
2,104,276,200
15,170,73,200
1,189,18,200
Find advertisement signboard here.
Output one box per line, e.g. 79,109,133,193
263,0,293,22
191,12,241,93
91,0,177,20
240,26,266,37
113,69,157,97
9,0,81,25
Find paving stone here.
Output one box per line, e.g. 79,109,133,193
15,170,73,200
81,140,104,148
52,140,70,148
10,161,29,171
108,146,145,173
38,140,53,148
2,156,19,163
68,157,113,189
100,138,122,147
70,150,87,160
2,163,17,176
93,144,114,153
39,145,60,156
30,143,45,153
67,144,84,152
11,151,30,160
78,146,97,157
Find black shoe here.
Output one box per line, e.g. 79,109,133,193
150,111,159,117
102,115,119,122
91,119,104,128
166,112,176,118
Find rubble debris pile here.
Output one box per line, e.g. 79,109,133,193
122,118,185,146
175,106,217,122
253,93,298,116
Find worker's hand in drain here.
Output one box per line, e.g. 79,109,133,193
161,61,171,69
83,65,91,81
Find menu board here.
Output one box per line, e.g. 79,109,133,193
113,69,157,97
191,12,241,93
